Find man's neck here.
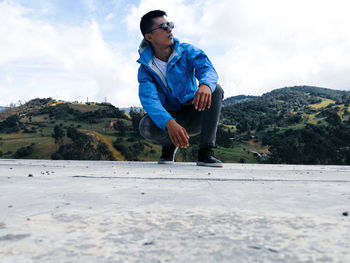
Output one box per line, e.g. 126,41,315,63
153,46,172,62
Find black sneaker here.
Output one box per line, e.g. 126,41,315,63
158,144,178,164
197,148,223,167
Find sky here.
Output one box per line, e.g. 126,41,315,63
1,0,350,107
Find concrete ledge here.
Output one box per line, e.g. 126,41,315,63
1,159,350,262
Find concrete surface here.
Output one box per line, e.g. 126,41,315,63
0,159,350,262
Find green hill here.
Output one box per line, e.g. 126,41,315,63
1,86,350,164
222,95,258,106
221,86,350,164
0,99,155,161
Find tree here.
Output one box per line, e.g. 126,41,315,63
129,107,145,135
113,140,134,160
14,144,35,159
0,115,21,133
51,127,114,161
113,120,127,136
325,112,341,126
264,123,350,164
216,125,234,147
52,125,65,144
96,142,114,160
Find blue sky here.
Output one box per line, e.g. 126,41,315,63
1,0,350,107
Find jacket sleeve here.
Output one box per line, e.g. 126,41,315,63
138,65,174,130
190,45,218,93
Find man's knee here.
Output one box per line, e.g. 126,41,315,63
210,84,224,105
139,114,172,146
213,84,224,100
139,115,155,140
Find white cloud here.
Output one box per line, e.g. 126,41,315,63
86,0,96,12
201,0,350,96
0,1,138,107
1,0,350,108
105,13,115,21
127,0,350,98
125,0,202,38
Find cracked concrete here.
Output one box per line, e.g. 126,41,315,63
0,159,350,262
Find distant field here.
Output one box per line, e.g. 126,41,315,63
243,140,269,154
222,124,237,132
305,113,320,124
310,98,335,109
0,112,153,160
214,146,259,163
69,103,102,112
0,133,55,159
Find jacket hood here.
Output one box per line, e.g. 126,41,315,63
137,38,181,65
138,38,150,54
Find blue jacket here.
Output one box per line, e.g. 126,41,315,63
137,38,218,130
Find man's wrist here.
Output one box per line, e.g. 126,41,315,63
199,83,209,88
165,119,176,129
199,83,213,93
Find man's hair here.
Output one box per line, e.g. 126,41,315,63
140,10,167,36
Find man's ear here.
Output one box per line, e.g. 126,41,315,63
144,33,152,43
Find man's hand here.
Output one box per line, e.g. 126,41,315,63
192,84,212,111
166,119,189,148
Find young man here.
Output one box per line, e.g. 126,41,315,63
137,10,224,167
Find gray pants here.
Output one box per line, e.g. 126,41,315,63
139,84,224,148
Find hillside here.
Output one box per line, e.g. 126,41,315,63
0,99,143,161
0,98,257,163
1,86,350,164
222,95,258,106
221,86,350,132
221,86,350,164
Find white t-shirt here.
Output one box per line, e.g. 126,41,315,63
152,56,168,80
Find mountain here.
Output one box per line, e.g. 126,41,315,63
220,86,350,164
1,86,350,164
0,106,8,112
223,95,258,105
120,106,142,114
0,98,133,161
264,85,349,100
222,86,350,129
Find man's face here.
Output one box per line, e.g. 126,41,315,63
146,16,174,48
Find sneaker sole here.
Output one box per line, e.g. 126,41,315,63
196,162,223,168
158,160,175,164
158,147,179,164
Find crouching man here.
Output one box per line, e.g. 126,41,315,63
137,10,224,167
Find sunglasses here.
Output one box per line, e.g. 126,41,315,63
148,22,174,33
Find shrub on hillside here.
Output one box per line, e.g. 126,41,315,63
23,127,37,133
0,115,22,133
14,144,34,159
264,123,350,164
129,108,145,136
51,127,115,160
51,152,63,160
112,140,144,161
112,141,134,160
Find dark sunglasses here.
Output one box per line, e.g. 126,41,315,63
148,22,174,33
